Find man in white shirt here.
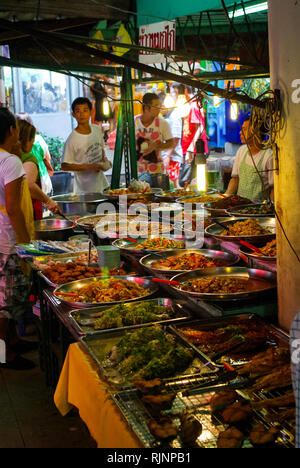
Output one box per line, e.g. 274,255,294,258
135,93,173,182
226,116,274,201
61,97,112,194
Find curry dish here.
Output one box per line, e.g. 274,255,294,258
220,219,272,236
179,276,249,294
151,253,225,271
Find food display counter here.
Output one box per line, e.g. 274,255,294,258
24,189,295,448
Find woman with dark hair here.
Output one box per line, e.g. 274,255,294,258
0,107,36,370
16,118,59,219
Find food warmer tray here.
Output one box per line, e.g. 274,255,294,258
53,275,159,309
139,249,240,279
170,267,277,302
226,203,275,218
110,315,293,448
68,298,193,336
112,235,190,257
205,217,276,244
170,313,290,368
79,324,217,390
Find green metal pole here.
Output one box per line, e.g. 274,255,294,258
124,68,137,181
111,91,124,189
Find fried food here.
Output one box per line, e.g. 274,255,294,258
42,262,127,285
220,219,272,236
148,417,178,441
217,427,245,448
180,276,248,294
134,379,163,395
142,393,176,415
237,347,290,378
132,237,185,250
70,278,150,303
180,412,202,445
210,390,238,413
250,364,292,392
181,195,220,204
252,391,295,409
210,195,252,209
249,423,279,446
151,253,225,271
255,239,276,257
221,401,252,424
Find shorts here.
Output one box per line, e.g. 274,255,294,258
0,253,30,321
168,161,180,181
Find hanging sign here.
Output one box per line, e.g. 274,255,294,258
139,21,176,64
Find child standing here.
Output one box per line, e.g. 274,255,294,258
61,97,112,194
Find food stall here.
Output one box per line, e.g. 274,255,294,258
19,181,295,449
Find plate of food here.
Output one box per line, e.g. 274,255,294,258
176,193,222,208
112,235,187,256
53,276,159,308
205,195,253,217
170,267,277,302
140,249,240,278
155,189,215,203
205,217,276,244
239,239,277,262
102,180,162,201
226,202,275,218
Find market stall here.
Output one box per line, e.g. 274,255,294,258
18,182,296,449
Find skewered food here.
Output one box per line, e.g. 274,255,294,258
108,325,194,381
220,219,272,236
151,253,225,271
209,390,238,413
250,364,292,392
92,302,171,329
69,278,150,303
221,401,253,424
249,423,279,447
179,277,249,294
216,427,245,448
148,417,178,441
180,411,202,445
237,347,290,378
252,391,295,409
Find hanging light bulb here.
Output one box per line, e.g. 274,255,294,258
175,94,190,118
163,93,175,110
195,140,207,192
230,102,238,120
102,97,111,118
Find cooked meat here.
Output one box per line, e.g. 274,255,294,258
148,417,178,441
142,393,175,414
252,391,295,409
250,364,292,392
217,427,245,448
180,412,202,446
222,401,253,424
209,390,238,413
250,423,279,446
238,347,290,378
134,378,163,394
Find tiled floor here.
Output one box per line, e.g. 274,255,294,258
0,337,96,448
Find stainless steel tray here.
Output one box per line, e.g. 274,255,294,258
102,187,162,202
170,314,289,367
30,250,98,270
170,267,277,302
239,244,276,263
226,203,275,218
68,298,192,335
52,192,106,215
53,275,159,308
112,235,188,257
176,193,222,207
80,324,215,390
140,249,240,279
205,217,276,244
155,189,216,203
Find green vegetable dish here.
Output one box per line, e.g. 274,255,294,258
93,302,172,330
109,325,194,381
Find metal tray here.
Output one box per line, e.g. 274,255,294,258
80,323,215,389
112,235,188,257
53,275,159,308
226,203,275,218
170,267,277,302
30,250,98,270
76,213,140,230
102,187,162,202
239,244,276,263
155,189,216,203
140,249,240,279
176,193,222,208
52,192,106,215
68,298,193,335
205,217,276,244
170,314,289,367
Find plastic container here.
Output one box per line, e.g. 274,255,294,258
220,157,234,191
206,157,220,189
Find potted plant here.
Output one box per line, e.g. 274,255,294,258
41,134,73,195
